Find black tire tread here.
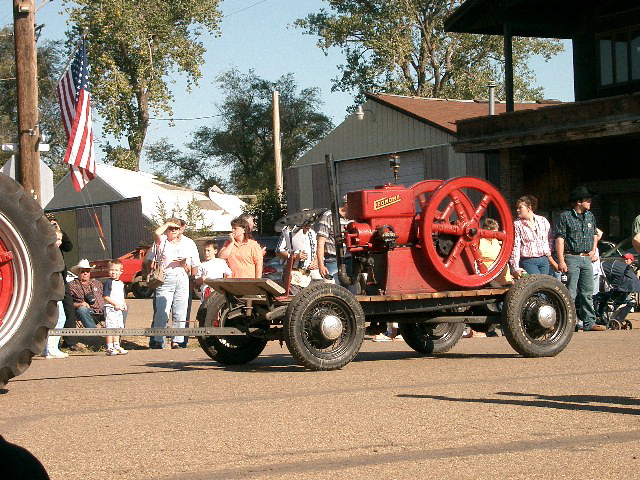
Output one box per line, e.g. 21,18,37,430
399,322,464,354
284,283,365,371
0,174,64,386
197,293,267,365
501,274,575,358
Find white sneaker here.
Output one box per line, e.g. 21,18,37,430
106,348,119,356
114,346,128,355
372,333,392,342
45,351,69,359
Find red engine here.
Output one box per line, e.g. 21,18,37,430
345,177,514,295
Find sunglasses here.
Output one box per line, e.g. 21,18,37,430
167,226,180,231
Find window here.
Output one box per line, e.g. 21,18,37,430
616,38,629,82
632,32,640,80
598,29,640,87
600,37,613,85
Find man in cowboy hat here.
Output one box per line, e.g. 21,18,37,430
69,259,104,329
556,186,605,331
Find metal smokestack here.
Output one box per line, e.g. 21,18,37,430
487,82,496,115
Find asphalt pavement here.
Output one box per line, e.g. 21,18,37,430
1,299,639,479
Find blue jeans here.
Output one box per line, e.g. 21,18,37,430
76,306,98,328
520,256,551,275
565,254,596,330
152,270,189,345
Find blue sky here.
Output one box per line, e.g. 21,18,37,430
10,0,574,170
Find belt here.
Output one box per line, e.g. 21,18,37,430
565,251,590,256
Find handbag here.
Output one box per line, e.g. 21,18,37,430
147,241,166,289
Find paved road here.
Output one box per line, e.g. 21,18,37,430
1,299,639,479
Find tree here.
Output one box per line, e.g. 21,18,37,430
146,69,334,194
66,0,223,169
145,137,228,192
295,0,564,102
243,189,285,236
0,27,67,180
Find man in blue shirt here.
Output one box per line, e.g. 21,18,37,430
556,186,605,331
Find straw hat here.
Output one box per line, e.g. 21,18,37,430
70,259,95,276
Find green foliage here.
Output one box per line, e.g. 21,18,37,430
145,137,228,192
183,69,334,194
243,189,286,236
151,196,214,238
296,0,564,101
0,27,68,182
65,0,223,169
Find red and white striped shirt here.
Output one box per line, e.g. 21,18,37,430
510,214,554,272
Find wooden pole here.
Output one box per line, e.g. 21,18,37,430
13,0,41,202
273,91,283,196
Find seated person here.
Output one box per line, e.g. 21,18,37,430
597,253,640,322
69,259,104,328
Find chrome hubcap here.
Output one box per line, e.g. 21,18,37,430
537,304,557,329
319,314,342,341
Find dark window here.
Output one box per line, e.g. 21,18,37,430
632,32,640,80
600,37,613,85
615,36,629,82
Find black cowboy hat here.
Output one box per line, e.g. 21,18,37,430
569,186,597,203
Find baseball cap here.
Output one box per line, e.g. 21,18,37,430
622,253,634,261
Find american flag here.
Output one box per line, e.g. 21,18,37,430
56,41,96,191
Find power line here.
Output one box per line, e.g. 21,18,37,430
149,114,222,121
224,0,269,18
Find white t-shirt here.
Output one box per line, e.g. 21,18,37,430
276,227,317,269
103,279,126,311
150,234,201,272
197,259,231,297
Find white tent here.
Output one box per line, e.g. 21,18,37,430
47,163,244,232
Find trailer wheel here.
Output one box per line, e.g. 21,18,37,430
0,174,64,385
399,322,464,354
131,282,153,299
131,280,153,299
502,274,576,357
284,283,365,370
197,293,267,365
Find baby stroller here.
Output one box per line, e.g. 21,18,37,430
594,259,640,330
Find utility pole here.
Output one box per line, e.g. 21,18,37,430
13,0,41,201
272,91,283,197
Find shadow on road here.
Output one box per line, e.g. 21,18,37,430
397,391,640,416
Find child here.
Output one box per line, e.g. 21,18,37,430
196,241,231,299
103,259,128,355
42,229,69,358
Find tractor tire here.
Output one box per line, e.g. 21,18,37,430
131,280,153,299
399,322,465,354
0,174,64,385
502,274,576,358
197,293,267,365
284,283,365,371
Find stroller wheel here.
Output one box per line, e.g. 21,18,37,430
607,319,622,330
622,320,633,330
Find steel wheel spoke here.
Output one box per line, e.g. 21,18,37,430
472,194,492,222
431,222,462,236
438,201,456,221
445,237,467,268
449,190,469,222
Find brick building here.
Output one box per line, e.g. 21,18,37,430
445,0,640,240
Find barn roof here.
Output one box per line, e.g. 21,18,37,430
367,93,553,135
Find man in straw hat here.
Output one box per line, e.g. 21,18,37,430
555,186,605,331
69,259,104,329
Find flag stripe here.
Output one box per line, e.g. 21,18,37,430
56,41,96,192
